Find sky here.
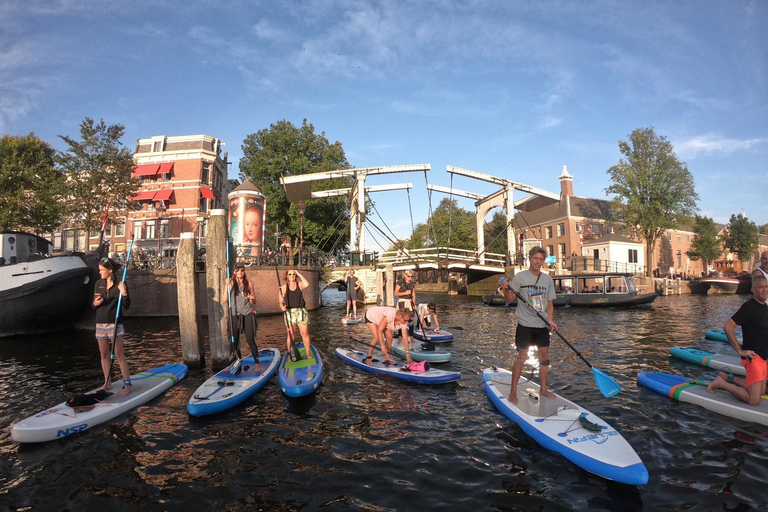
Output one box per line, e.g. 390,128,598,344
2,0,766,252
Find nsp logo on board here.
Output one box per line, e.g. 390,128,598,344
57,423,88,438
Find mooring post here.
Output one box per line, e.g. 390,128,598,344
376,269,384,305
205,209,231,368
176,232,204,367
385,264,394,306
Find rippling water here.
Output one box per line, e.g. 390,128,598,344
1,291,766,511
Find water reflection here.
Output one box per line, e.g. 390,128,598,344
0,291,764,511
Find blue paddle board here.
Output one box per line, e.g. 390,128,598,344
187,348,280,416
483,367,648,485
704,330,742,344
413,328,453,342
390,338,451,363
278,345,323,397
335,347,460,384
669,347,745,376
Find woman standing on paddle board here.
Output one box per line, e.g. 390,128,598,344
92,257,132,397
364,306,414,365
394,270,416,310
228,262,261,371
280,268,312,359
506,246,558,404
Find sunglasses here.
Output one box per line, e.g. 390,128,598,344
235,267,245,272
287,272,296,276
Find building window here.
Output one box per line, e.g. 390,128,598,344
592,223,601,234
546,226,553,239
53,232,62,250
198,220,207,238
677,250,682,267
115,218,125,237
557,223,565,237
676,234,681,242
153,140,164,152
575,222,581,232
201,163,211,185
547,245,554,257
199,198,208,213
606,225,613,234
160,219,170,238
146,222,156,240
686,234,691,243
559,243,566,258
668,232,673,240
629,249,638,263
133,222,143,240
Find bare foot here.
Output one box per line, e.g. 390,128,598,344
707,375,725,393
540,389,556,399
385,358,396,364
365,356,373,366
98,381,111,391
117,385,132,397
254,364,262,372
508,388,519,404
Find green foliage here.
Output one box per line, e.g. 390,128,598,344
239,119,350,250
407,198,476,250
720,213,760,265
58,117,137,235
686,215,721,267
0,133,67,233
605,127,699,277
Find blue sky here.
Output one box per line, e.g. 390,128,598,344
2,0,766,251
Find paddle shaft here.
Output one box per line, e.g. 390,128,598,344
109,237,134,361
409,298,431,342
508,287,594,370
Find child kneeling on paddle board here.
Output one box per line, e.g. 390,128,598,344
364,307,414,366
417,302,440,330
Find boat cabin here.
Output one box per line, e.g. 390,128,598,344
0,232,53,266
553,274,637,296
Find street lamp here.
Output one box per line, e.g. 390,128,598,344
297,202,306,264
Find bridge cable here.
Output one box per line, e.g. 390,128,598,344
423,171,438,248
446,172,454,260
406,188,415,236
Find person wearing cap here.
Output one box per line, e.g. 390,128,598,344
505,246,558,404
394,270,416,310
92,257,132,397
227,262,260,371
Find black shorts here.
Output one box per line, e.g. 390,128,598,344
515,324,550,350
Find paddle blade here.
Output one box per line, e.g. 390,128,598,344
593,368,621,397
229,359,241,375
289,342,301,362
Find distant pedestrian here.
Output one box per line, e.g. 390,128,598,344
345,269,361,318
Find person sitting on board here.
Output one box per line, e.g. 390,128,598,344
280,268,312,360
752,250,768,282
363,306,414,366
417,302,440,331
394,270,416,310
92,257,132,397
346,269,361,318
227,262,261,371
506,246,558,404
707,274,768,405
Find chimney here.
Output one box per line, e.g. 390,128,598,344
559,165,573,197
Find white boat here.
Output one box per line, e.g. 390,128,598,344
0,232,93,337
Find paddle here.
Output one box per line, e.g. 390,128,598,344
507,284,621,398
108,237,134,369
276,265,301,362
411,298,434,349
227,238,244,375
441,326,464,331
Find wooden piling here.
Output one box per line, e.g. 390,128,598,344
376,269,384,305
205,209,231,368
176,232,204,367
385,265,394,306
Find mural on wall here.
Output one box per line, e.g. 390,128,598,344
229,185,266,255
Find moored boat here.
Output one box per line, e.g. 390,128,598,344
0,232,93,337
481,293,507,306
503,273,657,308
700,277,739,294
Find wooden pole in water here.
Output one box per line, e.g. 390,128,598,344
176,232,204,367
205,209,231,368
376,269,384,305
385,264,394,306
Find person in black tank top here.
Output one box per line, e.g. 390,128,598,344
280,268,312,359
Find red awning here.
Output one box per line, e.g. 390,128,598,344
200,188,215,199
133,164,160,176
153,189,174,201
159,162,174,174
132,190,156,201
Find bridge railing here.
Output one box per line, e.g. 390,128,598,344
377,246,506,267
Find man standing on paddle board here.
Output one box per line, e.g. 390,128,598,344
346,270,361,319
752,251,768,282
708,274,768,405
507,246,558,404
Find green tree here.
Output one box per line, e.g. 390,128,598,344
605,127,699,277
58,118,137,235
686,215,721,272
407,198,476,250
0,133,67,233
720,213,760,270
240,119,350,250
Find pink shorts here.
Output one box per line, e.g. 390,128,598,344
95,323,125,341
742,354,768,387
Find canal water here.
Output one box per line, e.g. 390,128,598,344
1,292,766,511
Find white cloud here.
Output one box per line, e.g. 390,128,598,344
675,135,766,158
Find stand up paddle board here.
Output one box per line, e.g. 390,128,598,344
669,347,745,376
187,348,280,416
637,371,768,426
335,347,461,384
413,329,453,342
11,363,188,443
390,338,451,363
483,367,648,485
278,345,323,397
704,330,742,344
341,316,362,325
